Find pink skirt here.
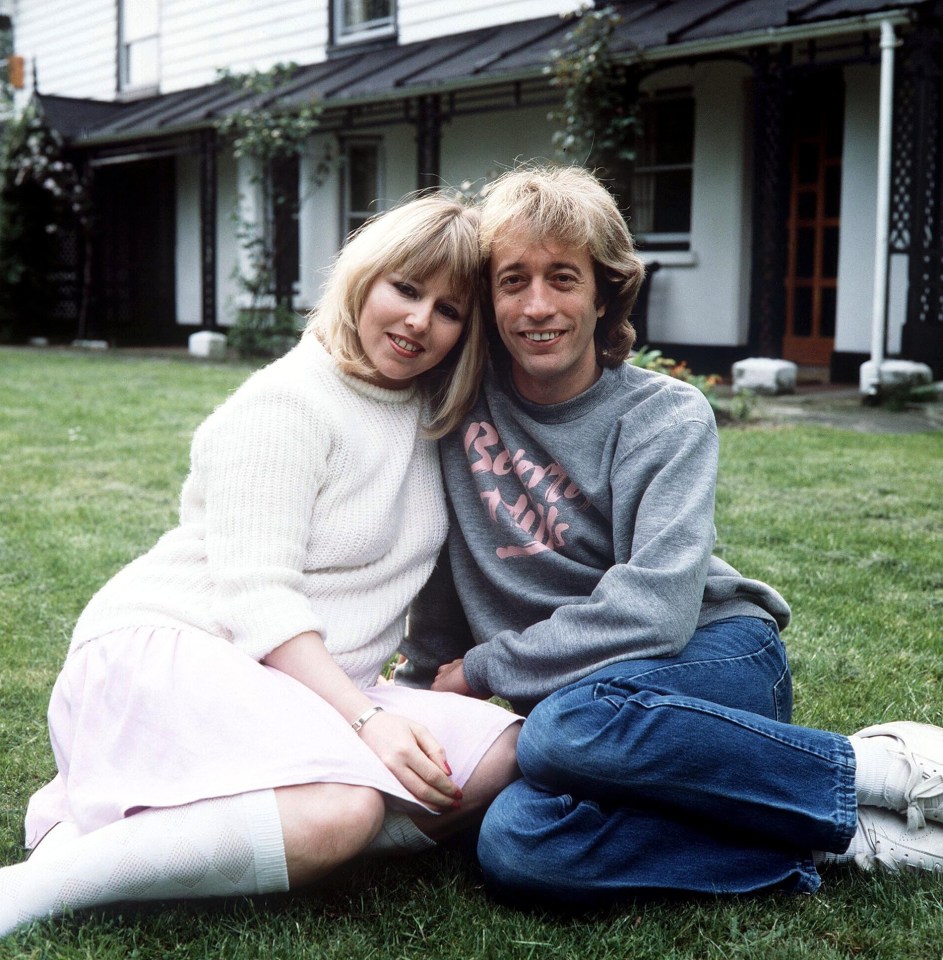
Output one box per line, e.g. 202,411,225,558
24,626,520,849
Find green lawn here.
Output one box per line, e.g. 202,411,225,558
1,346,942,960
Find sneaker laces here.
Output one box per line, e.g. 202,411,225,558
852,810,943,874
854,813,881,872
887,734,943,831
906,773,943,831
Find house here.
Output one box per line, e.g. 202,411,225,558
3,0,942,382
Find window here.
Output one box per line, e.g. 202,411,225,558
119,0,160,92
333,0,395,45
342,140,384,239
630,92,694,251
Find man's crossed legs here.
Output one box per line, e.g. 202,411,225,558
479,617,943,905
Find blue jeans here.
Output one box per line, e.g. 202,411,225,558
477,617,857,904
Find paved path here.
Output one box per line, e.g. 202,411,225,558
732,387,943,435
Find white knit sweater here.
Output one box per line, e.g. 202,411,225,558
71,335,449,689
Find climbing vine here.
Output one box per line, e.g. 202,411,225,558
214,63,328,357
546,3,638,186
215,63,324,166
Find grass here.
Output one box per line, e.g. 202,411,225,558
1,345,943,959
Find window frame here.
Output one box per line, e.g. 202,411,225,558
117,0,160,95
332,0,396,47
340,138,385,242
630,89,695,253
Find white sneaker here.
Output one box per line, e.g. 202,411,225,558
852,721,943,829
854,807,943,874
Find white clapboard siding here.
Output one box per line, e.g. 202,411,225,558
159,0,328,94
399,0,585,44
12,0,581,103
14,0,118,100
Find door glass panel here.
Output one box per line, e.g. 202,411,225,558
823,227,840,278
821,287,837,337
797,142,819,184
796,228,816,278
824,165,841,218
793,287,813,337
798,191,817,219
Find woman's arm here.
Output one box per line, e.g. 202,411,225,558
264,631,462,811
198,375,461,809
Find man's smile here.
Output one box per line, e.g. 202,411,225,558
522,331,564,342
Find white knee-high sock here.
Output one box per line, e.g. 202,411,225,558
27,822,83,865
0,789,288,937
363,812,436,856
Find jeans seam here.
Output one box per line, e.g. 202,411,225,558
630,695,845,765
591,621,783,697
772,662,792,723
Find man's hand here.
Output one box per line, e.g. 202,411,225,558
432,658,481,698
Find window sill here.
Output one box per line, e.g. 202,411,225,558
639,251,698,268
329,29,397,54
117,83,160,102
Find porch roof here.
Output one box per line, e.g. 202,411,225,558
40,0,927,148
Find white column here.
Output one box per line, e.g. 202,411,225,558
861,19,898,396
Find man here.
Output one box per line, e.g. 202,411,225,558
399,165,943,905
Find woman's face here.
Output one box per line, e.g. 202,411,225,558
357,268,469,389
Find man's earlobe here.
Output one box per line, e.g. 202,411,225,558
596,303,606,318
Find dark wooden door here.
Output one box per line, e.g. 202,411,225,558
90,157,177,345
782,79,844,366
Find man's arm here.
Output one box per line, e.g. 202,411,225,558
396,545,475,688
459,416,719,705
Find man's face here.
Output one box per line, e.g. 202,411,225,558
490,234,605,405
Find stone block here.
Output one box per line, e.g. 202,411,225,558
859,358,933,398
188,330,227,360
731,357,797,395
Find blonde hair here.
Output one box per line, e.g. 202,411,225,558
478,164,646,366
306,193,486,437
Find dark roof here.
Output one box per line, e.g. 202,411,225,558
37,95,129,141
41,0,929,148
608,0,923,49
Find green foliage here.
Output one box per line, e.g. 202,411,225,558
726,387,758,422
629,347,758,423
546,4,638,178
214,65,327,357
0,103,90,341
215,64,323,166
0,23,14,115
879,379,943,411
629,346,723,402
226,303,302,359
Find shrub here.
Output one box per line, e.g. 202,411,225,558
0,102,89,341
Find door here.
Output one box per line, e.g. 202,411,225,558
782,78,843,366
90,156,177,345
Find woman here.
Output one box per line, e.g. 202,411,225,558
0,193,520,936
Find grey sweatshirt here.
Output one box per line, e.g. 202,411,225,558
401,362,791,711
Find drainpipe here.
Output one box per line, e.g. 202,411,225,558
861,19,898,400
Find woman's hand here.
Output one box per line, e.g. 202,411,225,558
356,711,462,811
264,632,461,808
432,658,480,697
